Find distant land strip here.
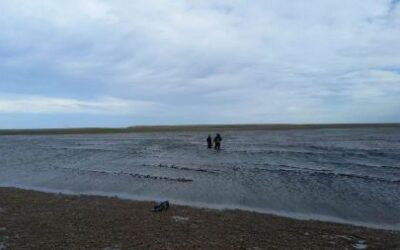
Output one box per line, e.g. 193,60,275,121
0,123,400,135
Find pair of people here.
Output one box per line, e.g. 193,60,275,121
207,133,222,150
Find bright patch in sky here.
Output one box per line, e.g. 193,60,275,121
0,0,399,128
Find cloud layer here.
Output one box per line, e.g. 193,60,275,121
0,0,399,128
0,95,157,115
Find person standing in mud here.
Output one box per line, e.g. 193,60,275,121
207,135,213,149
214,133,222,150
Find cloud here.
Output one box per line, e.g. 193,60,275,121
390,0,400,12
0,0,399,126
0,94,158,115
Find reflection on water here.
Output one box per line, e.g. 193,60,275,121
0,128,399,229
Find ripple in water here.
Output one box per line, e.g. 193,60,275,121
0,128,399,230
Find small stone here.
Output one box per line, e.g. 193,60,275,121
172,216,189,223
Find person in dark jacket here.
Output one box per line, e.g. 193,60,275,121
214,133,222,150
207,135,213,149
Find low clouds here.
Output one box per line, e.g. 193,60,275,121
0,0,399,127
0,95,158,115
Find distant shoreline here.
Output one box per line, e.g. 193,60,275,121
1,123,400,136
0,123,399,136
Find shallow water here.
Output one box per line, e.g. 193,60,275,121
1,128,399,229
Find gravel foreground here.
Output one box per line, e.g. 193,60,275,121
0,187,399,250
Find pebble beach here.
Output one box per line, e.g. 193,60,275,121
0,187,399,249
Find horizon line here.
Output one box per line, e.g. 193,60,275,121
1,123,400,135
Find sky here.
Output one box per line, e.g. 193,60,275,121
0,0,400,128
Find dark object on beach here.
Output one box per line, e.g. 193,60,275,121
207,135,213,148
152,201,170,212
214,133,222,150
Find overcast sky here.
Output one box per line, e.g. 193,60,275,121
0,0,399,128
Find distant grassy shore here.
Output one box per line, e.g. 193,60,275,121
0,123,399,136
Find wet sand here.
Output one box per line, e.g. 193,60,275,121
0,187,399,249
